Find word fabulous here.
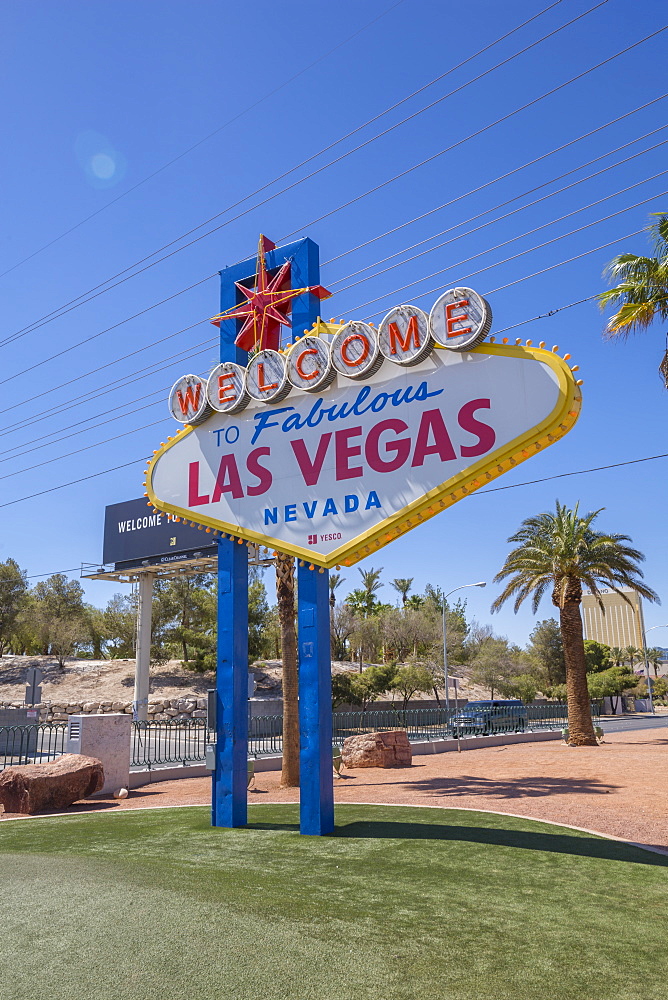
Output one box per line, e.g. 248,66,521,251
169,287,491,424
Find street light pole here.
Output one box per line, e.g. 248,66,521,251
642,624,668,716
442,582,486,718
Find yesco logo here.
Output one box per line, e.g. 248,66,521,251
168,288,491,424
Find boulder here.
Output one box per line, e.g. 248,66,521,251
83,703,97,713
341,730,412,768
0,754,104,814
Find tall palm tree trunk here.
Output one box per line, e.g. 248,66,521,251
275,553,299,786
556,577,597,746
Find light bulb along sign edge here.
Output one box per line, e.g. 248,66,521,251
144,290,582,569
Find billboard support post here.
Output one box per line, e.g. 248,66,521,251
298,562,334,836
134,572,154,721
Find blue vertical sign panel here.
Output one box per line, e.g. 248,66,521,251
297,563,334,836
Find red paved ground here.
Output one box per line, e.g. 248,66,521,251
3,728,667,852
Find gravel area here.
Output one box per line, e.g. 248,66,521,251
4,728,667,851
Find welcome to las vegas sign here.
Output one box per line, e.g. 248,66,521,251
145,287,582,569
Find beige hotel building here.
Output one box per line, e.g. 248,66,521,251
581,588,645,649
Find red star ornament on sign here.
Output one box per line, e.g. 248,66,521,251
210,235,331,352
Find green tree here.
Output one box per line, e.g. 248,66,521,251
328,572,345,609
583,640,612,673
0,558,27,656
248,579,270,662
527,619,565,686
390,663,433,712
331,663,396,711
29,574,87,666
598,213,668,382
587,665,638,713
639,647,664,677
330,603,356,661
492,501,657,746
468,636,527,699
391,577,413,606
103,593,137,658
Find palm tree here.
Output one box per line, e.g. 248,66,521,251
639,646,664,678
623,645,640,671
609,645,624,668
358,566,384,612
492,501,657,746
275,553,299,787
598,213,668,385
329,572,345,610
391,577,414,606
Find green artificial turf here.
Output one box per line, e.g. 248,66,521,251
1,803,667,1000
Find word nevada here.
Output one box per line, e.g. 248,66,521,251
169,287,491,423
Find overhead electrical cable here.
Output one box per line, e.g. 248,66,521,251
354,189,664,315
0,337,217,441
6,125,662,398
277,25,667,243
0,0,408,282
0,2,620,349
3,111,663,391
332,159,668,296
320,94,668,267
327,131,668,287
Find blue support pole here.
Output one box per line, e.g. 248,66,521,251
213,236,326,832
297,563,334,836
212,261,249,828
212,538,248,827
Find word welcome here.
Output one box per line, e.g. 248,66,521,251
168,287,491,424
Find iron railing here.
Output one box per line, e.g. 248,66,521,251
1,703,601,772
0,723,67,770
131,719,210,768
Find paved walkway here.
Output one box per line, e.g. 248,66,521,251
4,727,667,851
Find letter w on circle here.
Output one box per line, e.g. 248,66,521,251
291,434,332,486
389,316,420,355
177,382,201,416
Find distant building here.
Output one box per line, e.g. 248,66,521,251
581,588,645,649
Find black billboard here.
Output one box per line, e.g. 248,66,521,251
103,498,217,569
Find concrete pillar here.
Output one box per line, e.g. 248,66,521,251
134,572,154,721
66,714,131,795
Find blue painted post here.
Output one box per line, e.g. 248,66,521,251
297,563,334,836
212,538,248,827
212,261,249,828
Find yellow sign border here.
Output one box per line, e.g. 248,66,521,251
144,343,581,569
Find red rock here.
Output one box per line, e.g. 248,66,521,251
341,730,412,768
0,754,104,814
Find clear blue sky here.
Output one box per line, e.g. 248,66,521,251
1,0,666,645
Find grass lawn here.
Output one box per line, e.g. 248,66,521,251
1,803,667,1000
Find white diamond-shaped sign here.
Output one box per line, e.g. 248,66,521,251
146,341,581,568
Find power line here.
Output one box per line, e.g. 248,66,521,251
0,457,146,509
476,452,668,495
280,26,666,243
334,160,668,297
327,131,668,289
356,192,661,316
1,2,620,350
321,94,668,268
6,124,662,398
0,0,408,283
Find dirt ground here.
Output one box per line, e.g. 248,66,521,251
6,727,666,852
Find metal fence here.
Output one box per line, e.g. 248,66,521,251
131,719,210,767
0,723,67,769
1,703,600,772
